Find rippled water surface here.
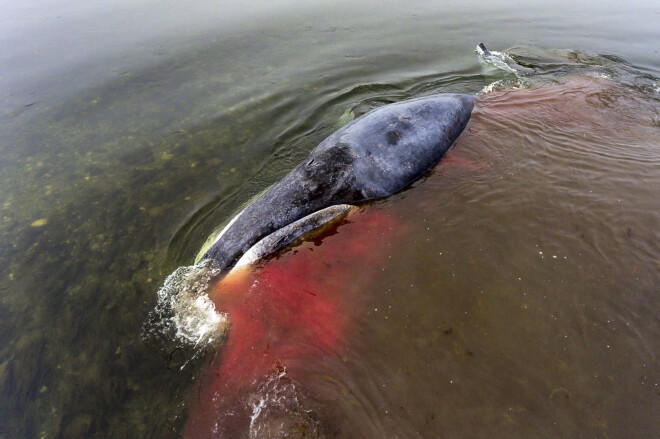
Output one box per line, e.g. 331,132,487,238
1,1,659,438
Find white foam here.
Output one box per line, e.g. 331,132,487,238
247,366,319,439
480,79,505,94
475,45,538,95
476,45,519,75
587,71,612,80
478,77,527,95
153,260,228,349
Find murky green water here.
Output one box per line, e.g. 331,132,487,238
1,0,659,437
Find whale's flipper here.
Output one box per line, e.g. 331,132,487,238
234,204,356,269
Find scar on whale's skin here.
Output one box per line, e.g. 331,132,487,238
184,209,404,438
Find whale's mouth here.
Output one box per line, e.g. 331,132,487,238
232,204,357,270
195,203,358,269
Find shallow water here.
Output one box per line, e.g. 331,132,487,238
1,0,659,438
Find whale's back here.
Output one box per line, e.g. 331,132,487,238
317,94,475,199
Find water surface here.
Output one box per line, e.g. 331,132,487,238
0,0,659,437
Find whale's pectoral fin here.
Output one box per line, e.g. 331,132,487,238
233,204,358,269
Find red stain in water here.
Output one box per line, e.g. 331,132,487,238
440,150,489,172
183,208,402,438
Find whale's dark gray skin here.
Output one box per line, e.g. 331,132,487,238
204,93,474,270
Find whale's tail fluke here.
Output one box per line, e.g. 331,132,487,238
475,42,528,78
476,42,492,57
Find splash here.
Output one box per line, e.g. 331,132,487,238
248,365,321,439
475,44,534,93
478,77,527,94
476,46,520,74
146,259,228,355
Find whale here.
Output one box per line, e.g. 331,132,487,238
203,93,475,270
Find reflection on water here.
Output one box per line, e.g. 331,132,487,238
1,0,660,437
